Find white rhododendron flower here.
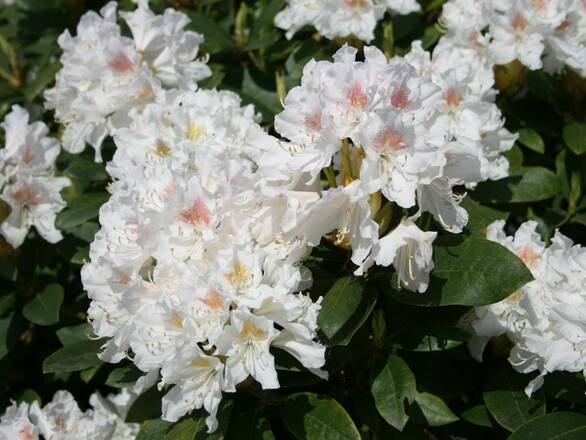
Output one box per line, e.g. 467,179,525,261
438,0,586,77
466,220,586,395
82,89,326,432
0,105,70,248
0,389,139,440
269,43,513,290
275,0,421,42
44,1,210,161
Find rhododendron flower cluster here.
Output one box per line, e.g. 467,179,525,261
0,389,138,440
81,88,326,432
267,43,515,292
275,0,421,42
44,0,210,161
439,0,586,76
466,220,586,395
0,106,70,248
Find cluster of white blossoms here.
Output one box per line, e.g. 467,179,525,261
0,106,70,249
266,43,515,292
81,87,326,432
0,389,138,440
466,220,586,395
44,0,211,161
439,0,586,76
275,0,421,42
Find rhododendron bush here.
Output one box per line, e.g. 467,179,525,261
0,0,585,439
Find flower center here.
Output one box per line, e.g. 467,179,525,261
180,198,211,227
374,128,407,152
347,82,368,110
391,87,410,109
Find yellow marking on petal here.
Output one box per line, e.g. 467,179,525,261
154,140,171,157
170,313,183,329
239,320,267,341
186,121,205,142
191,357,212,368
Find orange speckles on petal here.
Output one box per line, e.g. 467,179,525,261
11,185,39,204
201,289,227,311
347,82,368,110
532,0,546,10
374,128,407,152
180,198,211,227
391,87,410,109
305,111,322,132
345,0,366,7
512,12,528,31
517,245,541,267
20,424,33,440
110,52,134,73
444,87,462,107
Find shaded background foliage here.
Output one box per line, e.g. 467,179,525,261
0,0,585,438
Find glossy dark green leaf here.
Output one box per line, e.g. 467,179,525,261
106,365,143,389
409,392,458,427
518,129,545,154
483,366,546,431
393,324,469,351
461,404,497,428
56,193,109,230
43,339,104,373
563,122,586,155
462,197,508,236
23,284,63,326
0,313,24,360
240,69,281,122
318,276,376,346
56,323,93,346
66,158,108,181
509,412,586,440
473,167,561,203
136,419,173,440
371,354,416,431
24,60,60,101
387,236,533,307
126,387,164,423
281,393,360,440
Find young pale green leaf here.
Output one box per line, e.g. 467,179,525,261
43,338,104,373
371,354,416,431
386,236,533,307
317,276,376,346
409,392,459,427
483,366,546,431
509,412,586,440
563,122,586,155
392,324,469,352
473,166,561,203
281,393,360,440
461,404,497,428
23,284,63,326
56,193,109,230
518,128,545,154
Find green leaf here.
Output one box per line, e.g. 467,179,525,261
240,69,281,122
22,284,63,326
56,192,109,230
56,323,93,346
106,365,143,389
483,366,546,431
386,236,533,307
518,128,545,154
281,393,360,440
16,389,42,404
509,412,586,440
136,419,173,440
462,197,509,236
563,122,586,155
409,392,458,427
66,158,108,181
317,276,376,346
461,404,497,428
393,324,469,352
543,372,586,405
165,415,206,440
184,12,234,54
71,247,89,265
0,313,24,360
43,338,104,373
24,60,60,101
473,166,561,203
126,387,164,423
371,354,416,431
